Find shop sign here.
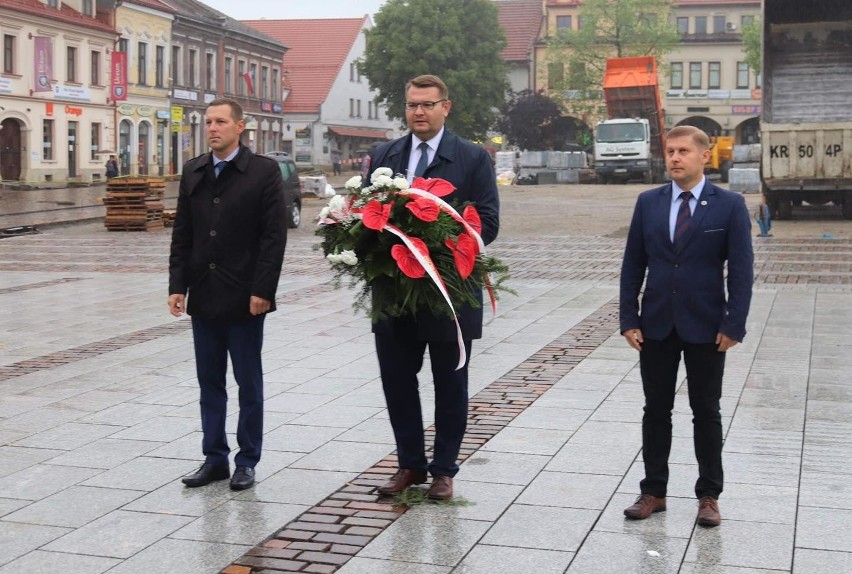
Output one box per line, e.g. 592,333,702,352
156,110,170,120
64,105,83,117
0,77,11,94
53,84,91,102
261,102,272,112
137,105,153,117
117,103,135,116
732,105,760,115
272,103,282,113
173,88,198,101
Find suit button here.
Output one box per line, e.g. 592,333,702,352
210,230,217,236
213,198,220,204
673,289,678,294
209,263,216,269
674,263,680,268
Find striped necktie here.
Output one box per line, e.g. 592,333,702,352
673,190,693,252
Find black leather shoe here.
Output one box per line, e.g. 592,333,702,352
182,463,230,487
230,466,256,490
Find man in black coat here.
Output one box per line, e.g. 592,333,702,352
168,98,286,491
368,75,500,500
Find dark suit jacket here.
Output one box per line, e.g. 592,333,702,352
620,181,754,344
368,130,500,341
169,145,287,320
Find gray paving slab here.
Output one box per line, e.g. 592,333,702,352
481,504,599,551
170,500,307,545
2,485,141,527
0,550,121,574
454,545,574,574
683,520,794,571
793,548,852,574
566,530,689,573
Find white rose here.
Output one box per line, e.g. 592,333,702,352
372,174,393,188
371,167,393,182
326,253,341,264
345,175,363,190
339,250,358,266
318,206,331,220
328,194,347,211
393,177,409,190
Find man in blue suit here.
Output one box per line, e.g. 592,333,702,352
620,125,753,527
367,75,499,500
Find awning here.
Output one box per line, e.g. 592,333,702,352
327,126,391,140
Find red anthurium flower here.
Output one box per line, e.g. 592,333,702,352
462,205,482,235
411,177,456,197
445,233,477,279
362,200,391,231
406,196,440,222
391,238,428,278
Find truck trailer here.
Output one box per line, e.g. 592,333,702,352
594,56,666,184
761,0,852,219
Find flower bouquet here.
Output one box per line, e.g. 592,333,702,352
316,167,511,329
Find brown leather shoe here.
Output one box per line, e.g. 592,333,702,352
624,494,667,519
697,496,721,527
426,476,453,500
377,469,427,495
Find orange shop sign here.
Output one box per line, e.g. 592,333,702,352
64,105,83,117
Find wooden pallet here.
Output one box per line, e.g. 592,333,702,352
102,178,166,232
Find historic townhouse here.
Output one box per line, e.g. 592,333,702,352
165,0,287,175
0,0,116,184
535,0,761,144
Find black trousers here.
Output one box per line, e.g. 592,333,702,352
375,334,472,478
192,315,265,469
639,330,726,499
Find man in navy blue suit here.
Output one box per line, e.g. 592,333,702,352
620,125,753,527
366,75,499,500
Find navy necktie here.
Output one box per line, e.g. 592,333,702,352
673,190,693,251
215,160,228,177
414,142,429,177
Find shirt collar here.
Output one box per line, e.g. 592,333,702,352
672,175,706,204
213,147,240,166
412,128,445,152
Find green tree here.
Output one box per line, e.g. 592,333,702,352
544,0,680,118
359,0,508,140
498,90,589,150
741,18,761,76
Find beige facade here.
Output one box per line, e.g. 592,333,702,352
114,1,174,176
535,0,761,144
0,1,116,184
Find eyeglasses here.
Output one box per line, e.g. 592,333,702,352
404,99,447,111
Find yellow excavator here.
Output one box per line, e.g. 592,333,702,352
706,135,734,183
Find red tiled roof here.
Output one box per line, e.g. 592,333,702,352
328,125,391,140
243,17,368,114
496,0,544,62
0,0,115,33
547,0,758,5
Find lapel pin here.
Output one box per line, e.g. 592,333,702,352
701,200,708,206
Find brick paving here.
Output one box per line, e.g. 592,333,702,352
1,189,852,573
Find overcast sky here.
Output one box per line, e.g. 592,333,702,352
199,0,387,20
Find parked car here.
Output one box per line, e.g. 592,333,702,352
265,151,290,159
262,154,301,229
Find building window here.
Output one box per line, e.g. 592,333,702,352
676,17,688,34
43,119,54,160
224,57,232,93
713,15,726,33
90,50,100,85
4,35,15,75
171,45,181,86
137,42,147,85
188,49,197,87
368,101,373,119
708,62,721,89
689,62,702,89
238,60,246,95
349,98,354,117
670,62,683,89
272,68,279,100
118,38,128,54
357,99,362,118
742,15,755,28
261,65,268,99
694,16,707,34
156,46,165,87
91,123,100,160
206,52,214,91
556,15,572,31
577,16,585,30
548,63,564,90
82,0,92,15
737,62,750,88
47,0,57,7
350,62,356,81
250,63,257,95
67,46,77,82
568,61,586,90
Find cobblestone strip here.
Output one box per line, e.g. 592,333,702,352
0,321,192,381
221,298,620,574
0,277,85,295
